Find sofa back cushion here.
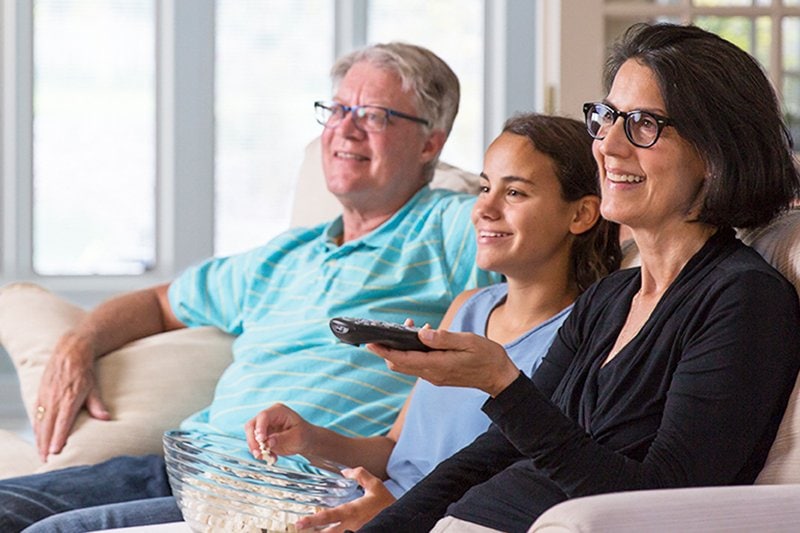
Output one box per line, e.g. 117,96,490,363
741,209,800,484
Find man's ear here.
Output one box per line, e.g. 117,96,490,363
420,129,448,164
569,195,601,236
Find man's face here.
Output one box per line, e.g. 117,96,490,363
321,61,441,213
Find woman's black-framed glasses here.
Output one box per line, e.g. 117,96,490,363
315,101,431,133
583,102,674,149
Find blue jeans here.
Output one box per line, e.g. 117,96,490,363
0,455,181,532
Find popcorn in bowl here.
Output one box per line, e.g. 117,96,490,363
163,429,362,532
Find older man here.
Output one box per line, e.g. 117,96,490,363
0,42,495,531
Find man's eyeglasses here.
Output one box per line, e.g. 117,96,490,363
314,101,431,133
583,102,674,149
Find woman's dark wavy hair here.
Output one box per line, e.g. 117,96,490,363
605,23,800,228
503,113,622,293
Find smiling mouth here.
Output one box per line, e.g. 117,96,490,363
334,150,369,162
607,172,644,184
479,230,512,238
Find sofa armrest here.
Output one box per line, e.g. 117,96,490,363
529,484,800,533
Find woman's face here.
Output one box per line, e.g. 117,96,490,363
471,132,582,280
593,59,706,231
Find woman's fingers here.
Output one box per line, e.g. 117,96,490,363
368,330,519,395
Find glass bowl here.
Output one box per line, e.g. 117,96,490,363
163,429,361,532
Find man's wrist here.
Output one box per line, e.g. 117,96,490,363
57,330,98,363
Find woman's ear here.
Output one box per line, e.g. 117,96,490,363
569,195,601,236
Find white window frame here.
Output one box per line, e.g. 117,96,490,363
0,0,540,308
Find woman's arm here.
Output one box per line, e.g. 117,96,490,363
485,269,800,497
361,422,524,532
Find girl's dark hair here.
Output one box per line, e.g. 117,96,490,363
503,113,622,293
605,22,800,228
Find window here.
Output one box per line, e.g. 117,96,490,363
1,1,536,305
214,1,333,257
33,0,156,275
367,0,485,174
554,0,800,142
214,1,490,256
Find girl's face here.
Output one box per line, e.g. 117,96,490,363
593,59,707,231
471,132,586,280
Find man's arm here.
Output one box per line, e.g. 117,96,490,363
35,283,186,461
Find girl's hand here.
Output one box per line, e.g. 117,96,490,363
295,467,396,532
244,403,317,461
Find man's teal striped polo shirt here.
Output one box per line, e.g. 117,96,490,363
169,186,498,439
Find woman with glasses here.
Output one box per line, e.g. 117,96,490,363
362,23,800,532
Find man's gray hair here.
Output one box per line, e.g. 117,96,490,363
331,42,460,180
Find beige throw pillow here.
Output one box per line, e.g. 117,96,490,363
0,282,233,476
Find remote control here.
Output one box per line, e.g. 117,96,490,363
329,317,432,352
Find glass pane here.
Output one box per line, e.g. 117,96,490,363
785,17,800,71
784,74,800,144
215,0,333,257
693,0,755,6
606,0,681,4
33,0,156,275
694,16,771,68
783,18,800,143
367,0,484,174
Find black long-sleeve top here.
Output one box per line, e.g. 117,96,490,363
362,228,800,532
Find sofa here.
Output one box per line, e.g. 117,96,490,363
1,139,799,531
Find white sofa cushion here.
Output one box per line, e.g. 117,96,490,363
0,282,233,477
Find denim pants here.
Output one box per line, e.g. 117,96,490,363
0,454,182,532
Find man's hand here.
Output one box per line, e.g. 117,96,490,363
244,403,317,461
35,331,110,462
368,328,521,397
294,467,396,532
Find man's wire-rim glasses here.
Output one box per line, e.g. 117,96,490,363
315,101,431,132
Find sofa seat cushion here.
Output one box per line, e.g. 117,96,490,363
0,429,40,478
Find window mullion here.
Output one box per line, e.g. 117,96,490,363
157,0,215,276
334,0,368,59
771,8,783,102
484,1,538,147
1,0,33,282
